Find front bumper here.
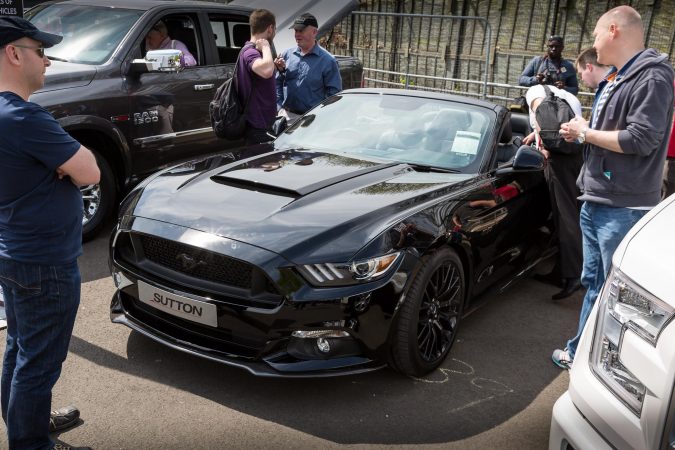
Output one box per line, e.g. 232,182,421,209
109,218,416,377
549,391,613,450
110,293,385,378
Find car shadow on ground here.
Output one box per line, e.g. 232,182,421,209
71,237,582,446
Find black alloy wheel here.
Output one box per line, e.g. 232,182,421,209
391,247,465,377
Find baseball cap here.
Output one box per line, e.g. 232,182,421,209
290,13,318,30
0,16,63,48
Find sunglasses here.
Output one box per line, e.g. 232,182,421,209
12,44,46,58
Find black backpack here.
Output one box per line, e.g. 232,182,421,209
535,85,582,155
209,44,253,140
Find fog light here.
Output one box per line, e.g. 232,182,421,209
292,329,350,339
317,338,330,353
288,329,360,360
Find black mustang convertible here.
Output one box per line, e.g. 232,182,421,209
109,88,552,377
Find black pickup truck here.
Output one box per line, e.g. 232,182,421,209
24,0,362,239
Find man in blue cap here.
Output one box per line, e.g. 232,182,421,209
274,12,342,123
0,16,100,450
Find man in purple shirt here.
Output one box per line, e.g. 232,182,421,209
236,9,277,145
145,20,197,67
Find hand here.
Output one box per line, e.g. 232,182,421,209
255,39,270,52
274,56,286,72
560,116,588,143
523,131,536,145
554,80,565,89
536,73,546,84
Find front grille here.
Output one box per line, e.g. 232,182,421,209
139,234,252,289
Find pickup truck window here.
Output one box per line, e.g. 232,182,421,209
26,5,142,65
208,14,250,65
143,15,202,66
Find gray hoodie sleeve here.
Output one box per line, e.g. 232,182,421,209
618,77,674,156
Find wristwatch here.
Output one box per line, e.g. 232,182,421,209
578,127,589,144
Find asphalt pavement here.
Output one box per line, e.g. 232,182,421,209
0,226,584,449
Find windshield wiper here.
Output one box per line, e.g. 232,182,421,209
47,55,69,62
405,163,460,173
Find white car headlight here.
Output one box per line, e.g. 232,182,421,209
590,267,675,416
298,252,401,287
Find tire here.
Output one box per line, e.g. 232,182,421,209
391,247,465,377
81,150,116,241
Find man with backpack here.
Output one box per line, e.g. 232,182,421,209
554,6,674,370
524,84,584,300
236,9,277,145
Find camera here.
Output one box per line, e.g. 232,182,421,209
538,71,559,85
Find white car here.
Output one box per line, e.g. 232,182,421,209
549,194,675,450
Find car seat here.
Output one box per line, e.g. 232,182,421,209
422,109,472,153
232,24,249,47
166,19,199,65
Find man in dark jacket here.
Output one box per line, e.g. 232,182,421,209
552,6,674,369
519,35,579,95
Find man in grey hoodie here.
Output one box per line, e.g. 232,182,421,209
552,5,674,369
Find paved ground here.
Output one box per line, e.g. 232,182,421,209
0,227,584,449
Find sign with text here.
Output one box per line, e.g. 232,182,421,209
0,0,23,17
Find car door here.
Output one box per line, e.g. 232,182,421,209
125,11,223,176
455,122,550,296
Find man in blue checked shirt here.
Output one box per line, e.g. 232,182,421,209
274,13,342,124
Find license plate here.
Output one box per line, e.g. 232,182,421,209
137,281,218,327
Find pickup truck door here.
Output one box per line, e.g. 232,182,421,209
126,12,225,176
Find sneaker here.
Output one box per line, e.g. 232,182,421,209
53,444,92,450
49,406,80,433
551,348,573,370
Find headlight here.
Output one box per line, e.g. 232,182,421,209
297,252,401,287
590,267,675,416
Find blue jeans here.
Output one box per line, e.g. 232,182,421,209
0,258,80,450
565,203,647,358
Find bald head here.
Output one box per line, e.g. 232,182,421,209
593,5,645,68
599,6,644,36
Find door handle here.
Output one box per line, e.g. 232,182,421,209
194,84,214,91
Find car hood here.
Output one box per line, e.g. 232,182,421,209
34,60,97,93
131,148,473,262
615,195,675,306
229,0,359,54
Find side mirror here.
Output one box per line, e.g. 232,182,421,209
495,145,545,175
130,49,183,75
512,145,545,170
269,115,288,137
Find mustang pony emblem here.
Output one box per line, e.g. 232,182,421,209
175,253,207,272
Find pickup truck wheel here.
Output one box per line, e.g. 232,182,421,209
81,151,115,241
391,247,465,377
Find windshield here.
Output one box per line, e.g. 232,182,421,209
25,4,142,65
275,93,493,173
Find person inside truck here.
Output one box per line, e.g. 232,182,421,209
145,20,196,67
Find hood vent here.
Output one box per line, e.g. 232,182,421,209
211,161,399,198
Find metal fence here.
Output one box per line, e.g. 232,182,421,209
323,0,675,110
